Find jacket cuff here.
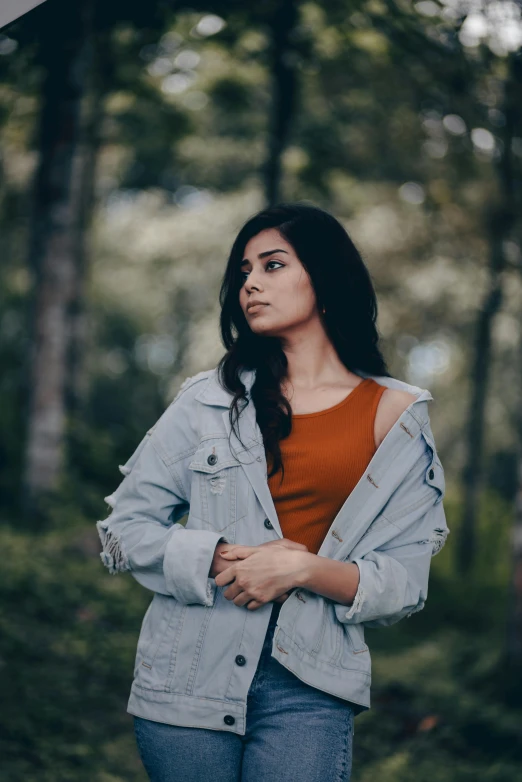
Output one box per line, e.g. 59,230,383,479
164,529,229,606
334,553,409,624
342,563,365,620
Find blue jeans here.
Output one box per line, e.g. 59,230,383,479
133,602,355,782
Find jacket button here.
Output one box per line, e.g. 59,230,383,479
207,453,218,466
235,654,246,666
264,518,273,529
428,468,434,480
224,715,235,725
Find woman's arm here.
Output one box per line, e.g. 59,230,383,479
216,545,360,610
97,432,228,604
295,555,360,604
216,498,445,620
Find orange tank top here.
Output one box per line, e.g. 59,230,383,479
266,378,387,555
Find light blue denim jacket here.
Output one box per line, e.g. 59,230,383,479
96,366,449,733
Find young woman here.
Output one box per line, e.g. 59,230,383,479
97,202,448,782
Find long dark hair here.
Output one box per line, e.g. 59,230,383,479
217,202,389,480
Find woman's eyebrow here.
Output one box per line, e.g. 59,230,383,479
240,248,289,265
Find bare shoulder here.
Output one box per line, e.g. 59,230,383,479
374,388,417,449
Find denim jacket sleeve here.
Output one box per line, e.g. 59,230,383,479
96,389,226,606
334,419,449,628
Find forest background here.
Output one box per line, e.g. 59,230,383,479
1,0,522,779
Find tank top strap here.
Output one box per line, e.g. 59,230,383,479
364,378,387,418
351,378,387,443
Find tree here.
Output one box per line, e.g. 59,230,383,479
23,0,95,507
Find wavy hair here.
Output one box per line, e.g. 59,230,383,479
217,202,389,481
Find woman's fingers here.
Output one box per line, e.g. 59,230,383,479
258,538,308,552
219,545,258,559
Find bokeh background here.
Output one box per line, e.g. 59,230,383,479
1,0,522,779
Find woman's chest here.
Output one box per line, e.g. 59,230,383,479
267,424,377,502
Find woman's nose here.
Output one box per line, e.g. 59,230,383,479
245,273,263,292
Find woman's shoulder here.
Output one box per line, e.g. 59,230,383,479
374,387,417,448
146,370,216,457
171,368,216,404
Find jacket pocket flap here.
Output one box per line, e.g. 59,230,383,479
188,441,239,474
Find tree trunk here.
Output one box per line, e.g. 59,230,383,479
505,50,522,678
66,26,111,415
457,52,518,575
458,230,505,573
22,0,94,507
506,362,522,684
263,0,299,205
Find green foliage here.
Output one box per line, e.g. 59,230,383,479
357,626,522,782
0,525,150,781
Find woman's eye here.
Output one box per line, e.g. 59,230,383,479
241,261,283,280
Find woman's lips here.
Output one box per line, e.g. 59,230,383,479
247,304,268,313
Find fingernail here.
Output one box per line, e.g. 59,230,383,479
220,550,229,555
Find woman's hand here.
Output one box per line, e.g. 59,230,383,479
259,538,309,553
209,537,308,581
214,543,312,610
243,538,309,603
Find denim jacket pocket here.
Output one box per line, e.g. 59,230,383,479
188,439,249,533
344,623,369,656
333,621,370,670
134,593,186,692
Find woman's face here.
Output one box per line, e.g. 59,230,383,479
238,228,320,337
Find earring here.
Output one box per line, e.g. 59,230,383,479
322,306,326,314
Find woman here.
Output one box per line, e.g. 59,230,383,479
97,202,449,782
